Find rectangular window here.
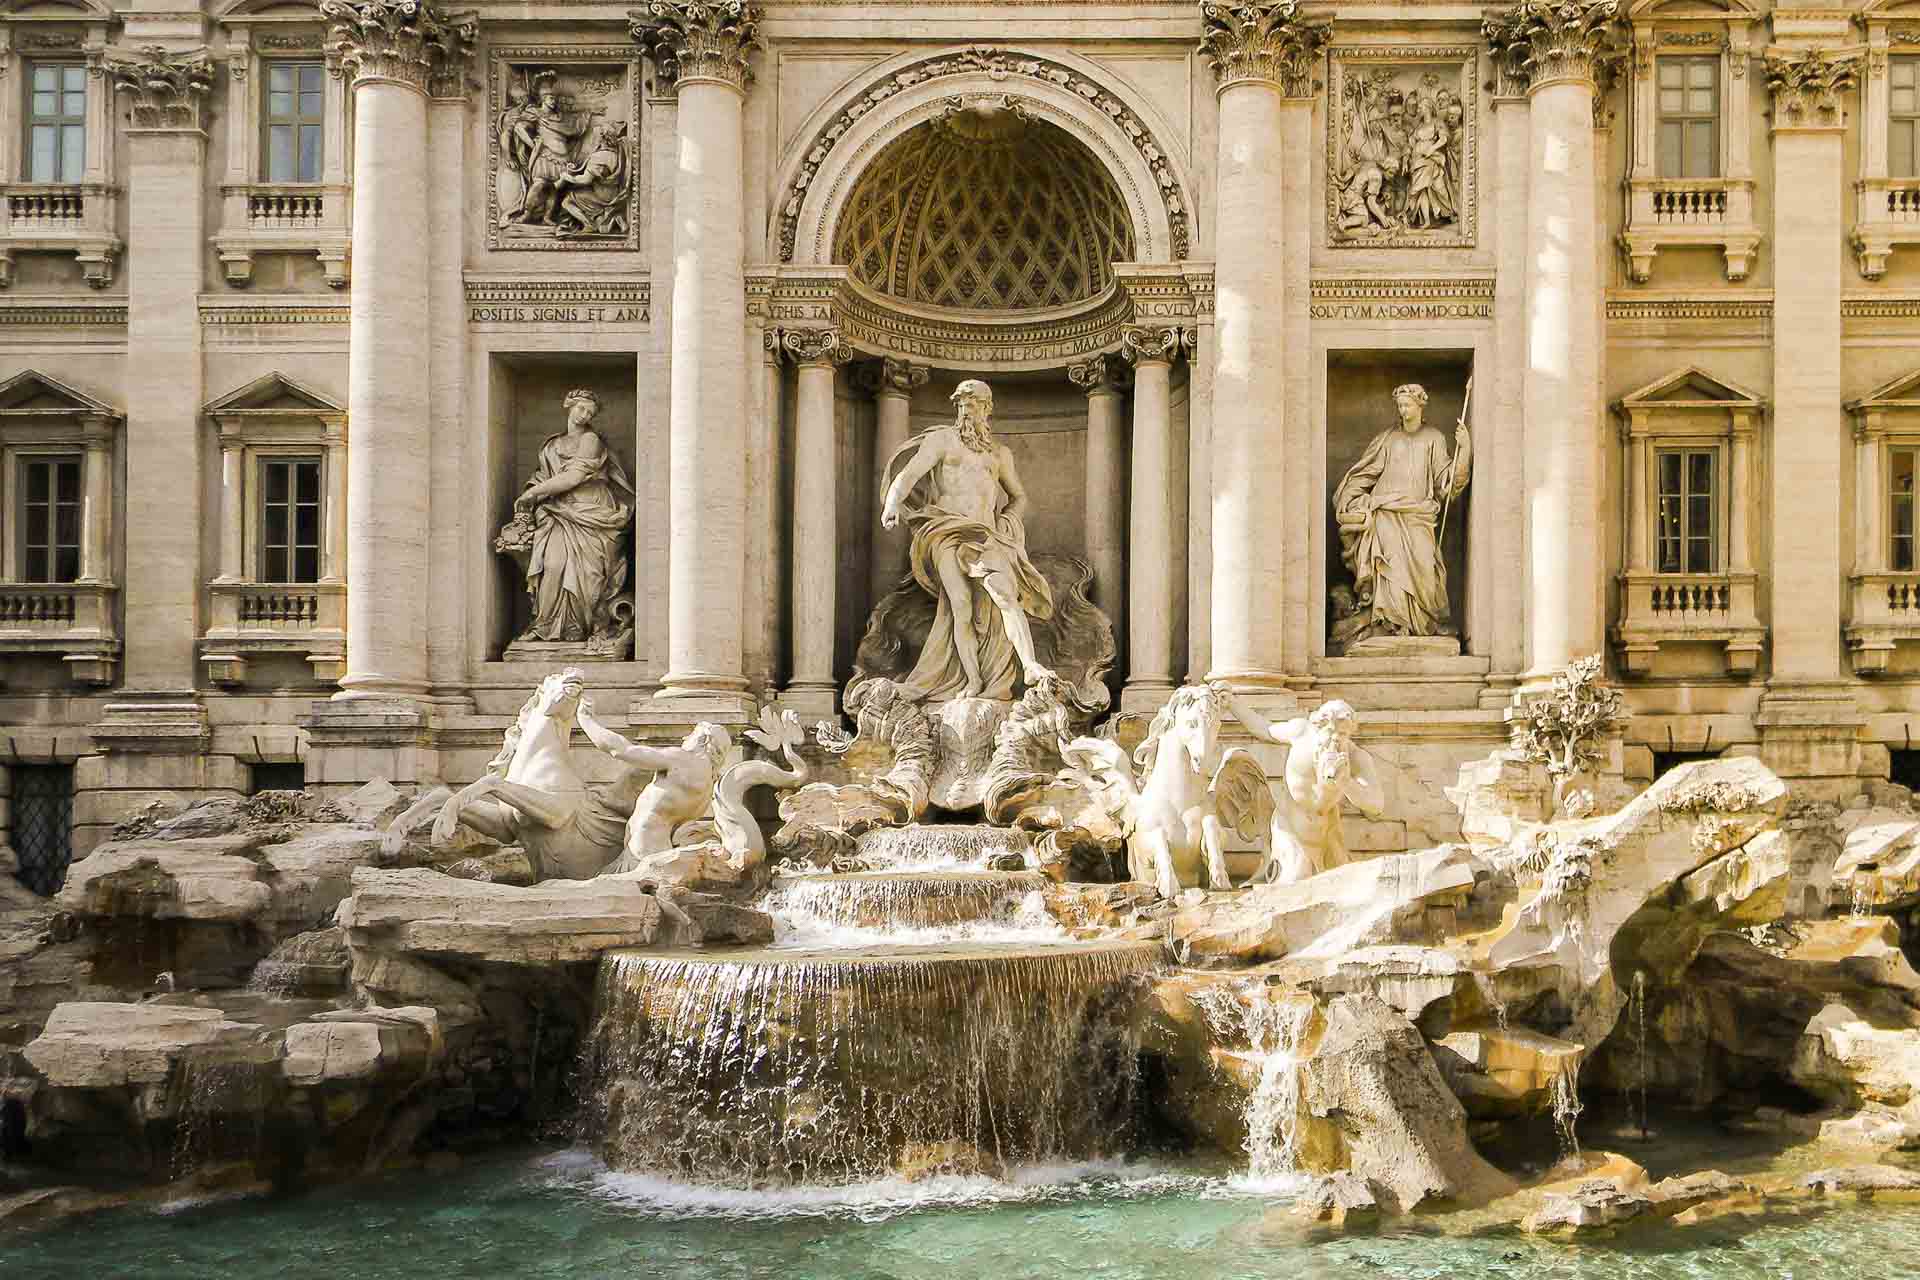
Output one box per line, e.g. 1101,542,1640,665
19,455,81,584
1893,447,1918,573
1657,56,1720,180
259,457,322,584
263,62,325,183
25,63,86,184
1896,58,1920,179
1656,448,1716,574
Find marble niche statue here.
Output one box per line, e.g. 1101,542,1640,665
879,379,1057,701
495,388,637,660
1331,381,1471,655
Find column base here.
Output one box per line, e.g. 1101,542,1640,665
302,696,440,793
88,696,211,755
632,688,758,731
1756,681,1863,791
1203,667,1293,693
778,683,839,720
334,671,431,701
1120,681,1176,715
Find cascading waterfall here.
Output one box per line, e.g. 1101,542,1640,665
763,870,1060,943
1632,970,1650,1141
580,940,1161,1186
1550,1061,1584,1160
1195,984,1316,1182
853,823,1032,869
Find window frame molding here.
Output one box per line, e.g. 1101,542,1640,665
201,371,347,687
1853,0,1920,278
1619,0,1763,284
0,9,121,289
0,369,121,687
213,15,350,288
1845,369,1920,673
1612,366,1766,678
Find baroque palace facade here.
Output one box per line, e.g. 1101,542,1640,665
0,0,1912,874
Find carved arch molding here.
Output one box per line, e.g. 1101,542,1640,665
776,45,1194,267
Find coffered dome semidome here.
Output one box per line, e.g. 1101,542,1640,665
832,106,1137,312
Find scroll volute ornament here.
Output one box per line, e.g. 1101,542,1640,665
628,0,761,93
108,45,215,130
1765,48,1860,128
781,327,851,367
319,0,476,94
1481,0,1626,94
1197,0,1333,96
1119,325,1192,366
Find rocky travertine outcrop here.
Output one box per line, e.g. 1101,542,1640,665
25,1003,274,1088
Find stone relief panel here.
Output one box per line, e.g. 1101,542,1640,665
487,49,641,252
1326,47,1478,250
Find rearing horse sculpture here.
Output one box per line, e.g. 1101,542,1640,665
431,668,633,880
1060,683,1272,898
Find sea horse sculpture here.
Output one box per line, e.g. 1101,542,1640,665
1060,683,1273,898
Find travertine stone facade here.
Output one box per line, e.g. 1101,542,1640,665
7,0,1920,862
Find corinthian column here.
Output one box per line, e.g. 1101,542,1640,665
1199,1,1328,691
1121,327,1188,709
1485,0,1621,680
633,1,760,710
865,357,929,605
321,0,474,701
782,328,852,715
1067,353,1130,640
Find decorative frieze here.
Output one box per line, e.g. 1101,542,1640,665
320,0,476,95
775,47,1191,264
1119,324,1191,366
1482,0,1625,94
1765,48,1858,129
628,0,760,93
1308,276,1494,321
1198,1,1332,97
1327,47,1478,249
107,45,215,131
464,277,650,324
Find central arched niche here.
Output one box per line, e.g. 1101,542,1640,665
831,104,1137,313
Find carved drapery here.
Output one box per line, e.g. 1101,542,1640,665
1765,49,1858,130
320,0,476,94
1198,0,1332,96
108,45,215,131
1481,0,1625,94
629,0,760,93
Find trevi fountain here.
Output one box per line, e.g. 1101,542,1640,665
8,0,1920,1276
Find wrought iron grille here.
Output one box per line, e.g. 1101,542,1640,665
11,764,74,896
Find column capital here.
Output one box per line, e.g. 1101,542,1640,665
1765,47,1859,131
1120,324,1192,367
1198,1,1332,97
630,0,761,95
320,0,477,95
781,326,853,367
107,45,215,132
1482,0,1625,96
1068,353,1134,394
857,356,929,397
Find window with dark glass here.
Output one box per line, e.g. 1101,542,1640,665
1657,56,1720,180
1894,58,1920,179
264,62,324,183
1656,448,1716,574
1893,447,1917,572
260,457,322,584
19,455,81,584
25,63,85,183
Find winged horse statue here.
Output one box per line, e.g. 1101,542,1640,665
1060,682,1274,898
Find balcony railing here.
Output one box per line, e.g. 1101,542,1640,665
0,581,120,684
6,186,84,228
245,187,326,229
1650,186,1728,223
202,579,345,685
237,588,322,625
1646,574,1732,617
1888,183,1920,222
0,586,79,626
1614,569,1764,676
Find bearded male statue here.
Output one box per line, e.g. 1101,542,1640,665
879,379,1056,701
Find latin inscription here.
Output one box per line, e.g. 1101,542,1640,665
467,304,649,325
1309,301,1491,321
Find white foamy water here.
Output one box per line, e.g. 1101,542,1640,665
762,871,1069,949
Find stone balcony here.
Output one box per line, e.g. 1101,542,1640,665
200,580,346,685
214,182,351,288
1613,570,1765,677
1850,179,1920,280
1844,572,1920,675
1619,177,1762,284
0,581,118,684
0,182,122,288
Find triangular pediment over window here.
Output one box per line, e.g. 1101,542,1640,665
1849,369,1920,413
0,370,118,417
1618,366,1765,411
203,372,344,415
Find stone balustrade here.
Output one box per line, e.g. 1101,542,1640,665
0,581,118,684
